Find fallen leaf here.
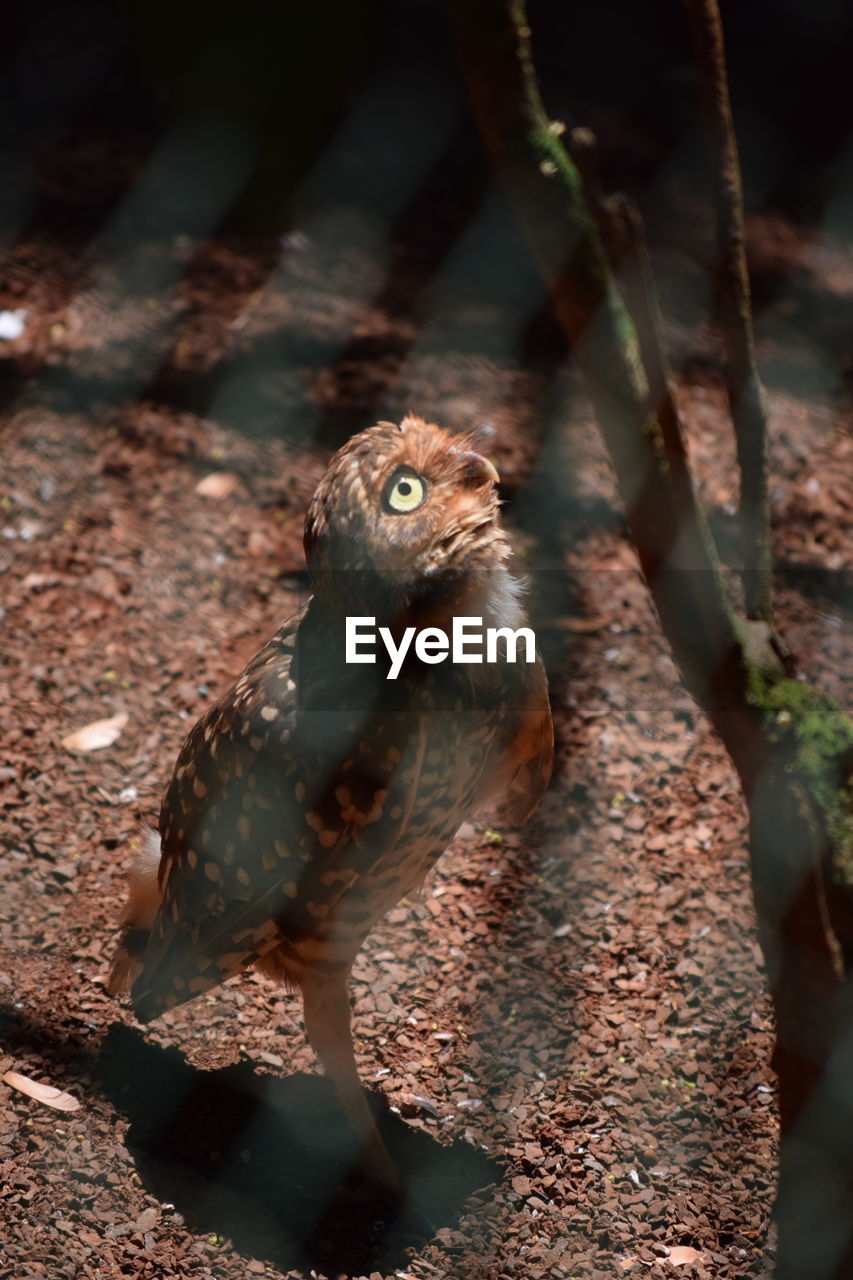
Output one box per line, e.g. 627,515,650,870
23,572,62,591
195,471,240,498
3,1070,81,1112
665,1246,702,1267
62,711,128,752
256,1051,284,1068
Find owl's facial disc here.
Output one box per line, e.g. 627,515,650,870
303,417,508,606
375,457,501,588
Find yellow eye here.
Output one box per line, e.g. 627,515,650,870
383,468,428,514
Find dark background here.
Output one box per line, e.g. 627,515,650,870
3,0,853,433
2,5,851,1278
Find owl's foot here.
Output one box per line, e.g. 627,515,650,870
333,1155,435,1245
353,1125,403,1196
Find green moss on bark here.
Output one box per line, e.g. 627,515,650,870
748,673,853,878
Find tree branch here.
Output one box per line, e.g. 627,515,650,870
684,0,773,624
449,4,853,1272
449,0,762,778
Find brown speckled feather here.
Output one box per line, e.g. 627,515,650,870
111,415,553,1035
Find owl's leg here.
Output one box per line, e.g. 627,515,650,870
300,970,400,1194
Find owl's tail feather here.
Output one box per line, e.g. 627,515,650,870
494,663,554,827
107,827,163,997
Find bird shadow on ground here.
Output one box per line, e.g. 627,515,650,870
96,1024,501,1276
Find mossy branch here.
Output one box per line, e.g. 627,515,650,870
568,128,690,498
684,0,773,625
449,0,762,777
450,7,853,1266
752,675,853,876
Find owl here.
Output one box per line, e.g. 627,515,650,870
109,414,552,1192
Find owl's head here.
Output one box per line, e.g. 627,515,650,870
304,416,508,608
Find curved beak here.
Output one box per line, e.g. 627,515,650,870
461,451,500,487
